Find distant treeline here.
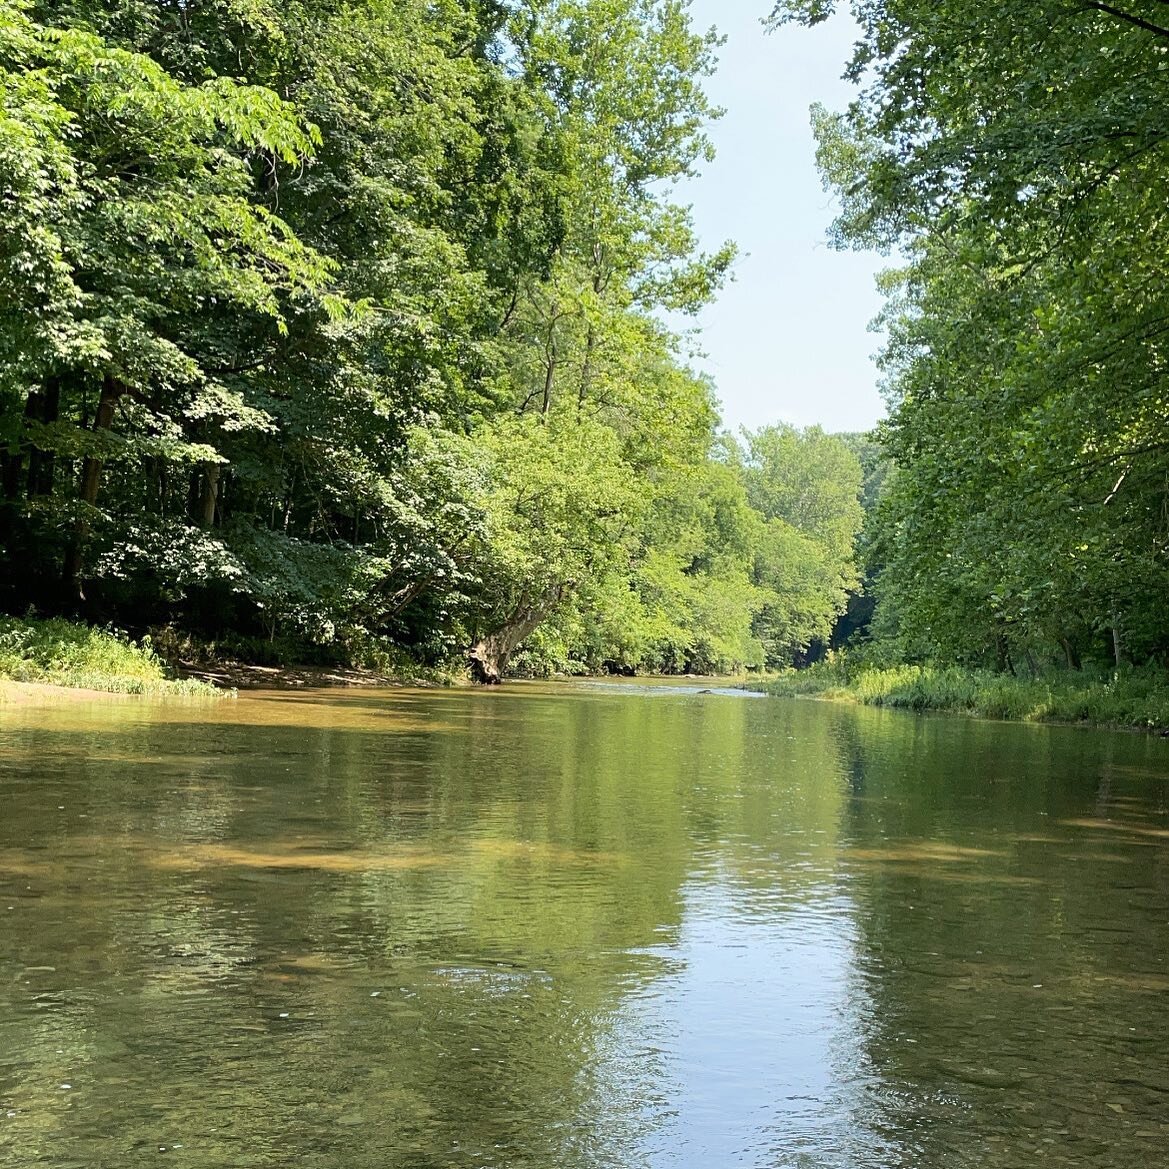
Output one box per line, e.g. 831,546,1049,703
0,0,864,679
778,0,1169,673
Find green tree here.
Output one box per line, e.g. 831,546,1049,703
465,413,643,682
0,0,329,603
0,0,873,684
775,0,1169,670
735,426,863,665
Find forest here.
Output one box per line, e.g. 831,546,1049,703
0,0,863,681
3,0,1168,690
777,0,1169,677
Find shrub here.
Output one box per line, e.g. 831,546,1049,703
0,618,219,695
747,654,1169,731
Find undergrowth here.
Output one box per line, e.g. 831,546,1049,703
0,618,222,696
748,657,1169,731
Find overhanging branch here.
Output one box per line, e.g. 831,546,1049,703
1083,1,1169,38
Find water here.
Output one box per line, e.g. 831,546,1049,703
1,681,1168,1167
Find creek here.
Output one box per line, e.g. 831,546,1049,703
1,681,1167,1167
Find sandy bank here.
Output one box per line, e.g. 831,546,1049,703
0,680,134,704
176,661,453,690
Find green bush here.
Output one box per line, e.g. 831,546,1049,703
748,654,1169,731
0,618,219,695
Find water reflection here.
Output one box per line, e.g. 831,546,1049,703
1,687,1168,1166
835,710,1169,1168
611,875,895,1167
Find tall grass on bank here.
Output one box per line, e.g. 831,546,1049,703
0,618,220,696
748,658,1169,731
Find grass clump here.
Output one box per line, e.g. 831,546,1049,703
748,656,1169,732
0,617,222,696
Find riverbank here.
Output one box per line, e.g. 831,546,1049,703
0,617,219,697
745,661,1169,733
0,616,465,700
176,660,454,690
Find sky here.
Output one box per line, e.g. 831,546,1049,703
675,2,888,435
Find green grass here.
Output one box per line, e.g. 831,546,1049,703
747,659,1169,731
0,617,223,696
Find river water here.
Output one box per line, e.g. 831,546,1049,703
1,681,1167,1167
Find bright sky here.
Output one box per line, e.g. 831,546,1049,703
678,2,889,435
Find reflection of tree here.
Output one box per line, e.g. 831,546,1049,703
0,689,850,1167
837,710,1169,1168
17,694,1167,1167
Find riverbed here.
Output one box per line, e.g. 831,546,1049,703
1,681,1167,1167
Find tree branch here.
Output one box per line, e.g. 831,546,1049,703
1083,1,1169,38
1103,464,1131,505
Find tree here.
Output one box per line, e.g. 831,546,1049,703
735,426,863,665
465,413,643,682
0,0,329,605
1,0,871,683
774,0,1169,669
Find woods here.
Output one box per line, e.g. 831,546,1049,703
0,0,862,679
7,8,1169,1165
776,0,1169,675
9,0,1164,689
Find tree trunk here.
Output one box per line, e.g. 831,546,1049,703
579,322,595,410
579,260,603,410
541,352,556,416
0,447,22,502
199,462,221,528
1059,636,1082,671
994,634,1015,676
541,307,558,416
468,630,518,684
64,376,122,600
1024,646,1040,677
26,378,60,498
468,584,570,684
1,385,53,501
1,411,28,501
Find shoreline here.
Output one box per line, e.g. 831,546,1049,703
0,663,451,701
743,665,1169,735
175,661,454,691
0,679,139,704
2,663,753,703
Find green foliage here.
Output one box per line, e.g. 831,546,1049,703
733,426,864,665
0,0,866,681
775,0,1169,674
571,458,764,674
0,0,328,393
0,616,217,693
753,657,1169,732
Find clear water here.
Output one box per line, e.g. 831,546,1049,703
1,681,1167,1167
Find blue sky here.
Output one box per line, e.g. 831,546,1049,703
676,2,888,436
